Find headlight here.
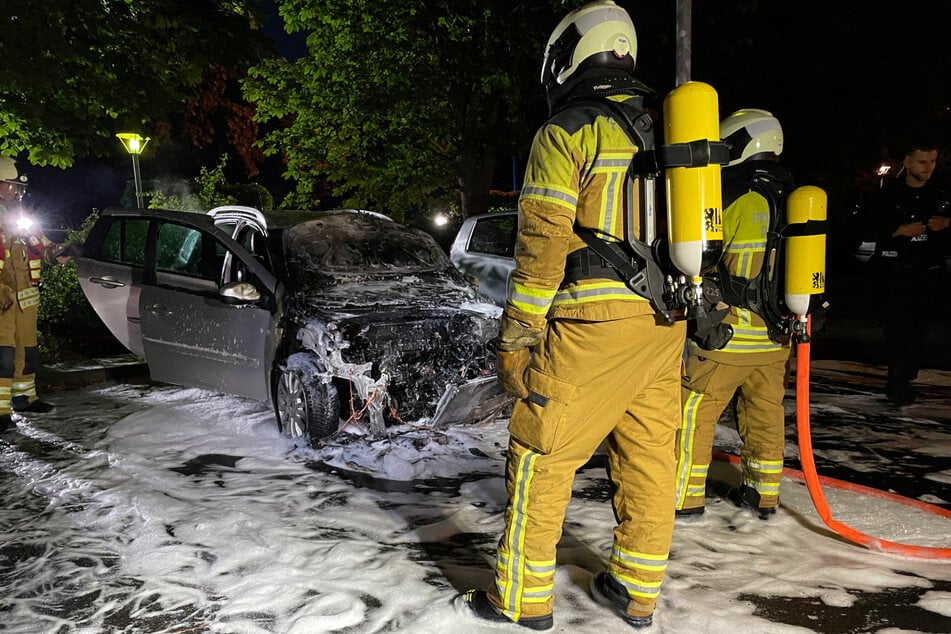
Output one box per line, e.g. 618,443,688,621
15,215,33,233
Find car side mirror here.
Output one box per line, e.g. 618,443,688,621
220,281,261,303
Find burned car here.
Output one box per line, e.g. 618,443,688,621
76,206,507,443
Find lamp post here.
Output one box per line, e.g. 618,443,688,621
116,132,150,207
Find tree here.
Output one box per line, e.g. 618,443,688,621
244,0,566,219
0,0,272,167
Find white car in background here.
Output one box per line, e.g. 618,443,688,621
449,211,517,306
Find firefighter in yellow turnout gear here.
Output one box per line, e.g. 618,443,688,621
0,157,66,434
460,2,685,629
675,110,793,519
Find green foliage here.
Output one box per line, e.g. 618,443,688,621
147,154,274,211
38,212,110,359
244,0,554,217
0,0,272,167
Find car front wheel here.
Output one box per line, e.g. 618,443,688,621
274,354,340,442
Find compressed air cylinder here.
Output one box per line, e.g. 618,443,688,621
663,81,723,279
784,185,827,317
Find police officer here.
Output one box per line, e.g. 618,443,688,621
459,1,684,629
674,110,794,520
0,156,65,433
870,140,950,406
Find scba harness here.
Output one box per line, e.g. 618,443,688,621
560,97,731,339
715,161,798,344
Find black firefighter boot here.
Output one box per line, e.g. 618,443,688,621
0,413,12,434
457,590,553,630
590,572,653,628
727,484,777,520
12,396,55,413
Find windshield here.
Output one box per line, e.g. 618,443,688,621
284,214,449,286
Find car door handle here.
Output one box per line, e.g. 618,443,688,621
146,304,174,317
89,276,126,289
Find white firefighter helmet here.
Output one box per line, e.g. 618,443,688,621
720,109,784,167
540,0,637,95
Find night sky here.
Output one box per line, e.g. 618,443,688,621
21,2,951,240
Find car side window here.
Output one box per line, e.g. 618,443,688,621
100,217,149,266
469,215,516,258
236,225,272,272
156,222,220,281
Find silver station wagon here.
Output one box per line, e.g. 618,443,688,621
76,206,508,443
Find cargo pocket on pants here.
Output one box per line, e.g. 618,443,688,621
508,367,576,455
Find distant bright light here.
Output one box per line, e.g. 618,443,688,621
877,164,891,176
433,213,449,227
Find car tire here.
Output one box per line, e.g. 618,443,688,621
274,353,340,442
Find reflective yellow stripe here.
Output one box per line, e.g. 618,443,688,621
552,281,647,305
498,447,541,621
509,283,556,316
17,286,40,309
747,458,784,474
11,380,36,399
676,390,704,508
520,184,578,212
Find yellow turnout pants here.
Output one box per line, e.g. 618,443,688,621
488,315,685,621
675,351,788,512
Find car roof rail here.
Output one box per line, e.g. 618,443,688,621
208,205,268,231
335,208,393,222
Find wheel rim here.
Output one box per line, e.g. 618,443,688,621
277,369,308,439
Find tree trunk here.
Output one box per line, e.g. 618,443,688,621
456,144,497,218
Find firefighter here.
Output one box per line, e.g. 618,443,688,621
674,109,794,520
459,1,685,629
0,156,67,433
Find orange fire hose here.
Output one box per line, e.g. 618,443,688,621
791,325,951,559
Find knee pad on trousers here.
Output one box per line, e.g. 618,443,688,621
23,346,38,376
0,346,13,378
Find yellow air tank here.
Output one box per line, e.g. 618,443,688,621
663,81,723,281
784,185,827,318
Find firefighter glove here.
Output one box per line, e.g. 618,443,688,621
0,285,13,312
495,347,531,399
493,313,545,351
692,304,733,351
490,313,543,399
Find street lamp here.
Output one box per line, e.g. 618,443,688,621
116,132,150,207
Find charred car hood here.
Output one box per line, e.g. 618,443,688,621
286,268,503,423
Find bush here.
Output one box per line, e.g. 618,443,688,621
38,211,119,360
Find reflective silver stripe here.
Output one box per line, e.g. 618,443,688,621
592,157,631,170
726,240,765,251
526,560,556,575
602,172,620,234
676,390,704,507
743,478,781,494
616,575,663,599
746,458,784,474
612,545,668,572
499,448,541,619
521,185,578,209
510,283,557,316
553,282,644,305
11,380,36,399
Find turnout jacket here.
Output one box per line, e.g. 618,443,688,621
693,189,789,365
507,94,656,329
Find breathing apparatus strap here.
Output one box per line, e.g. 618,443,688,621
565,97,729,322
717,163,796,343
